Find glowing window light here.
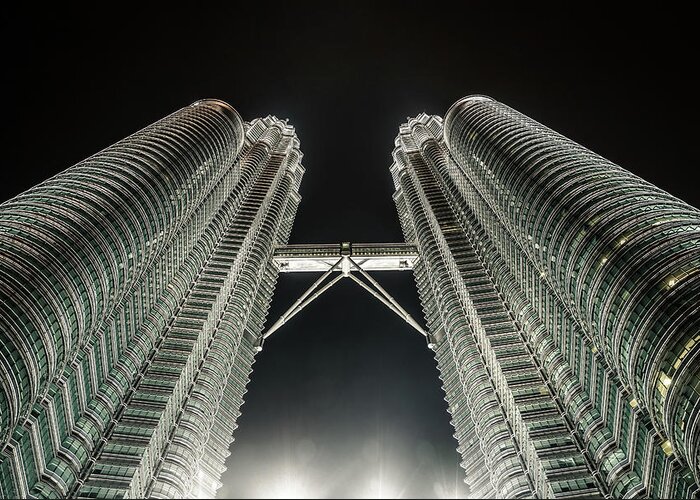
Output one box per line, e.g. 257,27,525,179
673,334,700,369
657,371,672,398
661,440,674,456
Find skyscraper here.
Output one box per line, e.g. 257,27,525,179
0,101,304,498
391,96,700,498
1,94,699,499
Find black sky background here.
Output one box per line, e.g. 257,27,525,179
3,4,698,498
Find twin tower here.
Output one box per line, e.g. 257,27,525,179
0,97,699,498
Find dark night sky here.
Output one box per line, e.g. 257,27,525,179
4,4,698,498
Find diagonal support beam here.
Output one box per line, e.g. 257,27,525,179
285,257,343,318
346,273,427,337
347,257,427,336
262,259,343,340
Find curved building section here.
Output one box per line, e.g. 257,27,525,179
393,114,605,498
440,96,700,492
144,118,303,499
0,100,244,444
0,104,303,499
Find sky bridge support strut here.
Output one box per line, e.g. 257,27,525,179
262,242,426,340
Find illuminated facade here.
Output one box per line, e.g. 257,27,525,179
1,94,699,499
0,101,304,498
391,97,700,498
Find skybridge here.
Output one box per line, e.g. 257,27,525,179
263,242,426,339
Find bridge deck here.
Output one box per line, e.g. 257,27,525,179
273,242,418,272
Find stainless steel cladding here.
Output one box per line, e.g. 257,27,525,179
0,102,304,499
392,97,700,498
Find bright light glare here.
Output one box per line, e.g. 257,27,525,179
362,477,399,499
259,470,316,499
432,480,465,499
250,465,469,499
239,436,471,499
